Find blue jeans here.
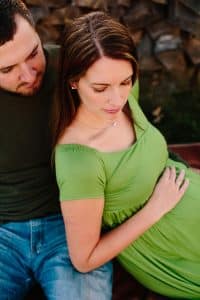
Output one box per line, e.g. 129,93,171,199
0,214,113,300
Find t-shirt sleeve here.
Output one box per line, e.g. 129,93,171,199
55,146,106,201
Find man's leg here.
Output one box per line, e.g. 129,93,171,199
0,222,33,300
33,214,113,300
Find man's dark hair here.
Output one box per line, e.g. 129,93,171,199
0,0,34,45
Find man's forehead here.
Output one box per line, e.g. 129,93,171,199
0,14,38,68
0,42,37,69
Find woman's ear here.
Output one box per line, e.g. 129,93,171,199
70,81,77,90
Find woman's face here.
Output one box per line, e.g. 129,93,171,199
74,56,133,121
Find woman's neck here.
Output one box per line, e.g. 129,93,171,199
75,105,121,130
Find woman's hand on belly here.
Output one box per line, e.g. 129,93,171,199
147,167,189,219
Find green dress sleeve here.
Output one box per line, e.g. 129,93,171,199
55,145,106,201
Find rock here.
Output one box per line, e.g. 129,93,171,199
29,5,49,23
155,34,182,53
36,23,61,43
131,30,144,46
41,7,75,25
179,0,200,16
156,49,186,73
185,37,200,65
122,0,160,30
169,1,200,37
25,0,45,5
147,20,180,40
26,0,67,8
72,0,107,10
138,33,153,58
139,56,162,72
117,0,131,7
152,0,167,4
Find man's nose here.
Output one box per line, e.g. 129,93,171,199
19,63,36,83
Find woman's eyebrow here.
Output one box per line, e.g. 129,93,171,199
91,74,133,86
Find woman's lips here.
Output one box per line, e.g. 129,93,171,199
103,108,121,114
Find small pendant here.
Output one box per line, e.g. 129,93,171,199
112,121,117,127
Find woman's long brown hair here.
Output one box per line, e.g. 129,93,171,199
51,11,138,148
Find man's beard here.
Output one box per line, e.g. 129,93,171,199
16,71,44,96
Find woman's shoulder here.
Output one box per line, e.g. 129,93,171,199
55,143,106,196
55,142,99,160
55,142,104,175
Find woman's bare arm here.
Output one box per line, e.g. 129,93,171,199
61,167,189,273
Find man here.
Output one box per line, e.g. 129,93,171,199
0,1,112,299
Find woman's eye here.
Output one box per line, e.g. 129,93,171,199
122,79,132,86
93,87,106,93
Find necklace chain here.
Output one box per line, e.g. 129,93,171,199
79,119,118,141
79,120,118,130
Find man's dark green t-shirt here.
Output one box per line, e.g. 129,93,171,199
0,45,60,224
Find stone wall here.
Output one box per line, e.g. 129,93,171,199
25,0,200,85
24,0,200,143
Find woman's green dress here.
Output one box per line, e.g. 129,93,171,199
55,95,200,299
